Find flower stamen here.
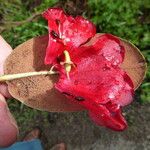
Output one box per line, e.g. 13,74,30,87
61,50,75,79
56,19,62,39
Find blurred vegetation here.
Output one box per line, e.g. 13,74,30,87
0,0,150,125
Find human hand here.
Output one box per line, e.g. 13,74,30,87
0,36,18,147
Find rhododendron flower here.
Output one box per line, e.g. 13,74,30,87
43,8,134,131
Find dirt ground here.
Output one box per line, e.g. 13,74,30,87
18,101,150,150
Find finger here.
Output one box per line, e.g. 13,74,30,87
0,83,12,98
0,93,18,147
0,35,12,74
0,35,12,98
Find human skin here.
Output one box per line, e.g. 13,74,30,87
0,36,18,147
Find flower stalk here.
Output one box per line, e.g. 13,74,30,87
0,70,58,82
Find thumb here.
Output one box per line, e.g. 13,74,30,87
0,35,12,98
0,35,12,75
0,94,18,147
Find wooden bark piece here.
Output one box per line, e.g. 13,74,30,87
4,34,146,111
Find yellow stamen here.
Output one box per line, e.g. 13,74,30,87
63,50,72,79
64,50,72,72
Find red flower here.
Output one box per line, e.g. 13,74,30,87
43,8,134,131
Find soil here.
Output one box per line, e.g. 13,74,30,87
17,102,150,150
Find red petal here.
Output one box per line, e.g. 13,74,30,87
89,104,127,131
42,8,66,22
42,8,96,64
56,67,133,105
72,34,125,66
62,16,96,48
44,35,64,65
43,8,65,64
